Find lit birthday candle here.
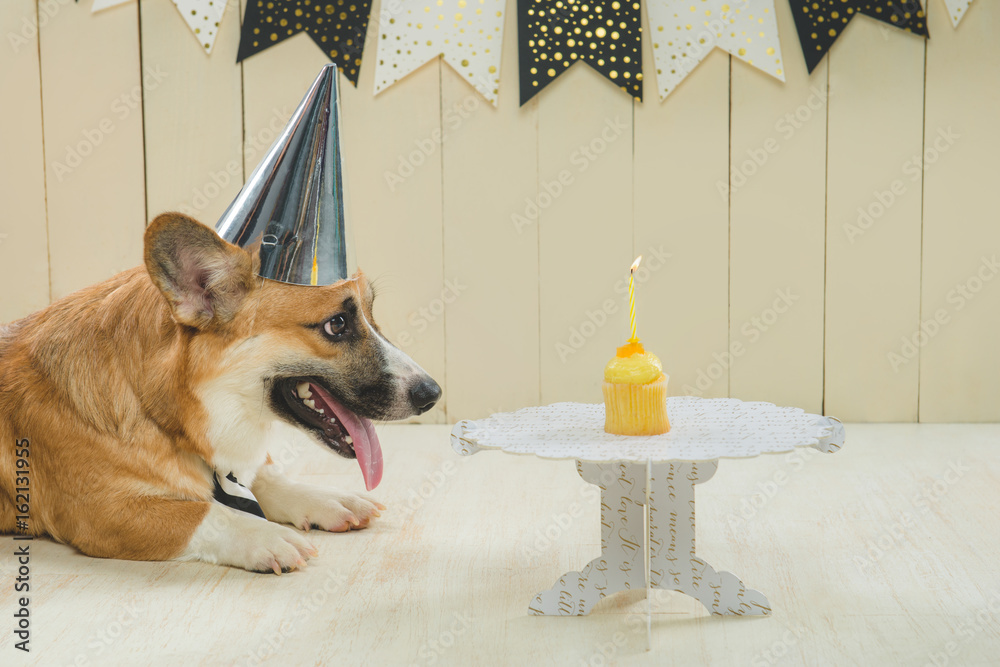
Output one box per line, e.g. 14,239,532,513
628,255,642,342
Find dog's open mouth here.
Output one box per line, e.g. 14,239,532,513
275,378,383,491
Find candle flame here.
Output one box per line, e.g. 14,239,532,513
630,255,642,272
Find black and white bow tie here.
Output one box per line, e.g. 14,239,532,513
213,471,265,519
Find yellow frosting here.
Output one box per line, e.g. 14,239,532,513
604,343,663,384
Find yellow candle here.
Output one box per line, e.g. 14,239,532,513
628,255,642,342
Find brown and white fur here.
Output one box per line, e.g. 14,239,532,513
0,212,440,574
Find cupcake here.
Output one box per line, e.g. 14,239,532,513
602,340,670,435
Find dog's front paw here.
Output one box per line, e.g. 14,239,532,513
291,489,384,533
242,520,318,574
252,472,385,533
181,505,317,574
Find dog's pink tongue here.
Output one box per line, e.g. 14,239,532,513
309,384,384,490
347,415,382,492
321,393,382,491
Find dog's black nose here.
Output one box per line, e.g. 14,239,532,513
409,378,442,414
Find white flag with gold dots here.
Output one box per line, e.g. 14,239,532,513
646,0,784,101
943,0,975,27
374,0,506,105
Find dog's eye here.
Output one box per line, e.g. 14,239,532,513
323,315,348,338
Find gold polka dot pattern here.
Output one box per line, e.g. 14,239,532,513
517,0,643,105
237,0,374,85
790,0,928,73
646,0,785,101
374,0,506,105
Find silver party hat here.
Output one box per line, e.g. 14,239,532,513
216,64,353,286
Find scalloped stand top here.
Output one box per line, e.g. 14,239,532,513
452,396,844,463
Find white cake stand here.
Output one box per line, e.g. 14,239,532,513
451,397,844,623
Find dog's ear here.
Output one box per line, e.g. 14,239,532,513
144,213,255,329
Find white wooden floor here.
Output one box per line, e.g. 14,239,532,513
3,422,1000,666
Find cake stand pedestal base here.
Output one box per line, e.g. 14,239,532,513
529,460,771,617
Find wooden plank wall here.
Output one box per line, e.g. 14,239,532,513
1,0,997,424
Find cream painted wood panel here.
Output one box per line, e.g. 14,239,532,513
729,2,827,415
633,44,729,398
824,18,925,422
236,12,446,425
442,8,540,422
919,2,1000,422
0,1,49,323
38,0,146,300
537,68,634,405
140,0,244,226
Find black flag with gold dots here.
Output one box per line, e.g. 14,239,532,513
518,0,643,105
237,0,373,85
789,0,928,73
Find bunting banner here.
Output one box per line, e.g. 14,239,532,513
75,0,983,102
237,0,374,85
91,0,227,53
517,0,643,105
374,0,506,105
943,0,974,27
646,0,785,101
789,0,928,73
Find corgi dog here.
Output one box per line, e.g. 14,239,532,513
0,212,441,574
